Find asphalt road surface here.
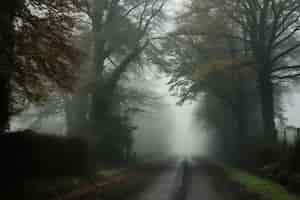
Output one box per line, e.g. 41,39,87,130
131,159,248,200
131,165,181,200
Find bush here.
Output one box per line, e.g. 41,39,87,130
0,130,87,184
290,139,300,172
95,115,135,164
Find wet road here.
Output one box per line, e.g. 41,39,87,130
185,162,238,200
131,166,181,200
131,160,241,200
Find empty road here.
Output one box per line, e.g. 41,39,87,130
130,159,252,200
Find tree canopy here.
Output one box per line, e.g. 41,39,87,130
13,0,85,108
166,0,300,145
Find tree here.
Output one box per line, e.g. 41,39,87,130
166,0,300,144
64,0,166,138
0,0,85,133
14,0,84,106
0,1,24,131
63,0,167,164
89,0,166,131
209,0,300,143
165,0,250,131
160,0,268,161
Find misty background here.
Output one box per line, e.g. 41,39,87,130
8,0,300,158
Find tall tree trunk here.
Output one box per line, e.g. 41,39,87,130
259,72,277,144
64,93,90,137
84,0,109,170
89,0,108,132
236,108,246,142
233,87,247,163
64,0,107,138
235,106,248,163
89,51,107,133
0,2,19,131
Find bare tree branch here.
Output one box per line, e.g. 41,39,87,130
271,43,300,63
271,65,300,73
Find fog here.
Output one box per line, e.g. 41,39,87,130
10,74,213,159
8,0,300,160
132,77,211,158
4,1,300,199
10,0,213,159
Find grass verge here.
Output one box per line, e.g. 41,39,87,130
224,166,299,200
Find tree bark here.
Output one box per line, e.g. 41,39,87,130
89,42,148,132
259,71,277,144
0,2,20,131
236,105,246,142
64,93,90,137
233,85,248,163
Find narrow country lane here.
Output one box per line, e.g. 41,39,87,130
185,161,239,200
129,159,252,200
130,165,181,200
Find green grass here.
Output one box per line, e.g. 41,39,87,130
224,167,299,200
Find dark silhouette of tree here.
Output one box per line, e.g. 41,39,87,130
0,2,21,131
0,0,86,132
166,0,300,145
63,0,167,163
212,0,300,143
162,0,257,151
59,0,165,166
14,0,84,106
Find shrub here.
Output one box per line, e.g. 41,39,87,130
0,130,87,184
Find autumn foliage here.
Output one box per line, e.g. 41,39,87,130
13,0,85,109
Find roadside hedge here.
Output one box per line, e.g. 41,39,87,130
0,130,87,183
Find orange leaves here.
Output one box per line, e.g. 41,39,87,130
13,0,85,105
